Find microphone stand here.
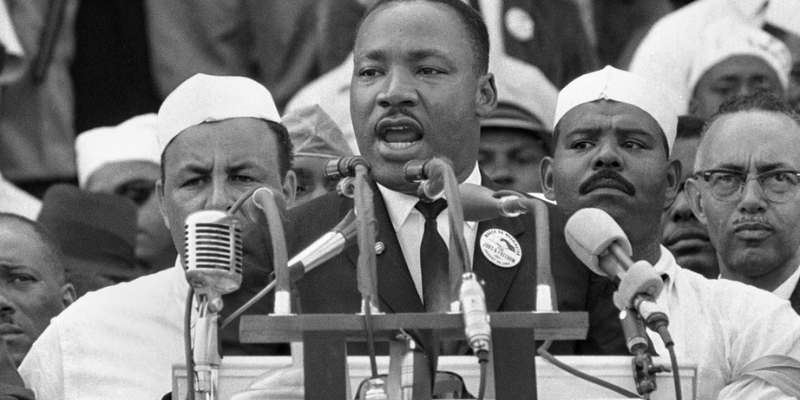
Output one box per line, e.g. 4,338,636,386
327,156,385,397
193,294,222,400
249,188,291,315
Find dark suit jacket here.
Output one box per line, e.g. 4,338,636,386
791,281,800,315
285,178,627,355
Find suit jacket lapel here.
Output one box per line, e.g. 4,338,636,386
344,183,424,313
471,174,530,312
790,279,800,315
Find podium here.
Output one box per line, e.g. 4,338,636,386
172,355,697,399
173,311,698,399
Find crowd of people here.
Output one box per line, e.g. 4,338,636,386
2,0,800,398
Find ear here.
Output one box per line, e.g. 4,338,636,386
282,170,297,206
540,156,556,201
475,73,498,118
156,179,170,229
663,158,681,208
685,178,708,225
61,283,76,308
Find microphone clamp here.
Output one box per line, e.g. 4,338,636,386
324,156,371,180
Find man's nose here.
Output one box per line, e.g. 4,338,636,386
592,141,623,170
738,178,767,214
206,179,236,211
0,291,16,320
669,190,697,222
376,70,419,108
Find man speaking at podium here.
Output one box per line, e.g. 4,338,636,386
288,0,624,356
540,66,800,398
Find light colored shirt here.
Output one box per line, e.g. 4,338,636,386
19,259,194,399
773,264,800,301
647,246,800,399
377,164,481,302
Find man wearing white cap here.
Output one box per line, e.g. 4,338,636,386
20,73,296,399
629,0,800,114
541,65,800,399
688,19,791,118
75,113,176,272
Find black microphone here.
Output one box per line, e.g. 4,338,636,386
286,209,358,282
324,156,371,180
564,208,669,329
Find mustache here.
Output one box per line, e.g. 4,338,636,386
579,169,636,196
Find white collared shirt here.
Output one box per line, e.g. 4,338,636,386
647,246,800,399
773,264,800,300
377,163,481,302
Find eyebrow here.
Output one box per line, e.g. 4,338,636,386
361,48,454,66
714,163,792,173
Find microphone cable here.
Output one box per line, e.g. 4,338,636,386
537,339,643,399
653,322,682,400
185,287,196,400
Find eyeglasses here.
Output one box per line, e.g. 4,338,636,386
694,169,800,203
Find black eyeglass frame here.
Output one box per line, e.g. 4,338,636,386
693,169,800,203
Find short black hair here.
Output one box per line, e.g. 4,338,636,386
695,93,800,172
358,0,490,74
705,92,800,130
160,119,294,183
676,115,706,141
0,213,67,284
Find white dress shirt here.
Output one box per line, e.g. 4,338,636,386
377,163,481,302
773,264,800,301
20,259,194,399
647,246,800,399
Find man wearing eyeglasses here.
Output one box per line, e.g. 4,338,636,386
687,93,800,314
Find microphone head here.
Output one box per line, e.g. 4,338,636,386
184,210,244,297
564,208,632,276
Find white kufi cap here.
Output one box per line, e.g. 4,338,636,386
157,74,281,155
555,66,678,154
75,113,160,187
688,18,791,95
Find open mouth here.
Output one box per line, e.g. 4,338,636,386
377,117,423,151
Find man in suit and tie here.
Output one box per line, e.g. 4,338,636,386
287,0,625,356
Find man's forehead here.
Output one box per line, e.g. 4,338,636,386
701,111,800,168
355,1,468,51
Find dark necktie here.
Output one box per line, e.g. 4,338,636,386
415,199,449,313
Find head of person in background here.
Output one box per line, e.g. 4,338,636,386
660,115,718,279
0,213,75,366
284,104,353,206
37,184,139,297
156,73,295,302
541,66,680,265
687,93,800,300
688,18,791,119
764,24,800,113
479,102,552,193
350,0,497,194
76,114,176,272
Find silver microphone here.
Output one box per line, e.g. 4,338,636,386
184,210,244,307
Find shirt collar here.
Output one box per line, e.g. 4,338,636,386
773,264,800,300
378,162,482,232
653,245,678,284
